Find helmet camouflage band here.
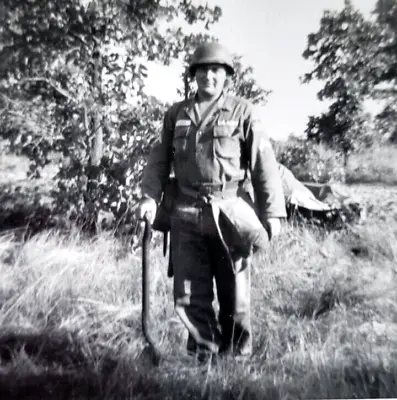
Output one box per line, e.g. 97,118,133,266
188,42,235,77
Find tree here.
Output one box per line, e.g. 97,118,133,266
372,0,397,142
374,0,397,30
0,0,223,165
302,0,383,160
0,0,270,231
0,0,222,228
302,0,397,154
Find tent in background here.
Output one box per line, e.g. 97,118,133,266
278,164,365,228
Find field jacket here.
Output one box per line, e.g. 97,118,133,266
141,92,286,253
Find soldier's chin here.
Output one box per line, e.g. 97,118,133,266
198,86,221,98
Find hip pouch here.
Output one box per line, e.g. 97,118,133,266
152,177,178,233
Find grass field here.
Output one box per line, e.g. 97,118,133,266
1,210,397,399
0,149,397,399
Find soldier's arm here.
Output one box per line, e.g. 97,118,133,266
141,107,175,203
243,105,287,223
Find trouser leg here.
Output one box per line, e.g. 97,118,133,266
210,238,252,356
171,220,221,356
233,256,252,356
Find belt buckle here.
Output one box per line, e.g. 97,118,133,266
198,185,212,196
195,185,212,205
201,182,225,194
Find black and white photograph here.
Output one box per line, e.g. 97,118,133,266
0,0,397,398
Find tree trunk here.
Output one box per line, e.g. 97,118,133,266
343,149,348,168
91,110,103,167
85,38,104,232
90,40,103,167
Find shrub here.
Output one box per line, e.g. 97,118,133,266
346,145,397,185
275,139,345,183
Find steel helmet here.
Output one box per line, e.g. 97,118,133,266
188,42,235,77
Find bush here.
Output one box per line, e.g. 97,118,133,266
346,145,397,185
275,139,345,183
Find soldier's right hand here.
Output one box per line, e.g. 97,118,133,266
135,197,157,225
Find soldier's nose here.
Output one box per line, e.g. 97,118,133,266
204,69,215,78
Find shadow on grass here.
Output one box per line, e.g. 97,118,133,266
0,327,116,400
0,182,56,239
274,285,366,321
0,327,397,399
345,175,397,186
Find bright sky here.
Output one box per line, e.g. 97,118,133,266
144,0,378,141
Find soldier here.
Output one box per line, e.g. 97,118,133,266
136,42,286,362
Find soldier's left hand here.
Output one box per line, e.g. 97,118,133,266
265,218,281,239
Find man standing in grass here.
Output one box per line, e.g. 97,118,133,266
136,42,286,362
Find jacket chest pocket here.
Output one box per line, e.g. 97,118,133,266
213,125,241,159
173,127,189,159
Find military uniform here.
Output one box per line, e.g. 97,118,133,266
141,91,287,359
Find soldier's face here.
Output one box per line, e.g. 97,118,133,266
195,64,227,98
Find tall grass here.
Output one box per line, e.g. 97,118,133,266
1,212,397,399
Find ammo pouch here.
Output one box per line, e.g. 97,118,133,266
152,177,178,233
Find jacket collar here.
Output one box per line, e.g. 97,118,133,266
182,91,232,124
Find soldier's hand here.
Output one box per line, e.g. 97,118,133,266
265,218,281,240
136,197,157,224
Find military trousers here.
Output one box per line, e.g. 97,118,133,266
170,203,252,359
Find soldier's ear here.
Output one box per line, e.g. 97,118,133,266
223,75,231,91
183,69,197,99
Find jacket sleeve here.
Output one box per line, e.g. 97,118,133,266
140,106,175,203
243,105,287,221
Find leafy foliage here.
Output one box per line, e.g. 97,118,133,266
275,138,346,183
228,55,271,105
302,0,397,157
372,0,397,142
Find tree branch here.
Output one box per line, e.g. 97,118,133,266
18,77,78,104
